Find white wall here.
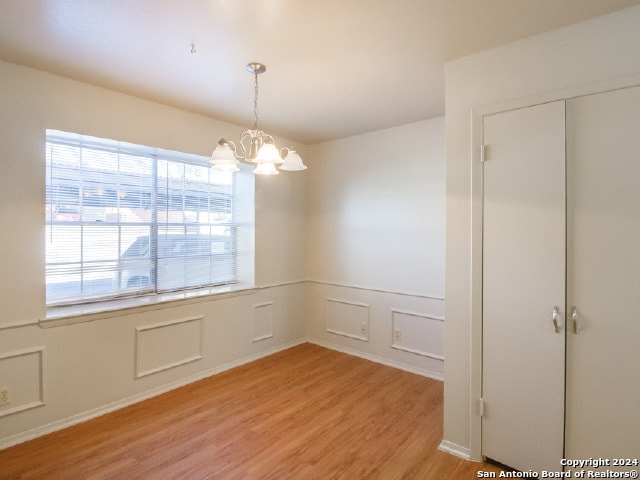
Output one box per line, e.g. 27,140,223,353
0,59,448,449
0,60,308,447
306,118,446,378
443,5,640,460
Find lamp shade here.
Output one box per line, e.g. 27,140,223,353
279,150,307,171
253,162,279,175
210,140,240,169
212,163,240,172
254,141,283,164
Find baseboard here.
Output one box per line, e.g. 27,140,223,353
438,439,472,460
0,338,306,451
308,337,444,381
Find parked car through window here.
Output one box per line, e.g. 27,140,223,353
115,234,235,291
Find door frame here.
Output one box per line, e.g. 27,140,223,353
467,77,640,462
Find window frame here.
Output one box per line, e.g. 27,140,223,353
45,130,253,309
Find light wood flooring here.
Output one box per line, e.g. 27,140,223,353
0,343,505,479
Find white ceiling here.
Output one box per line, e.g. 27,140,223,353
1,0,638,144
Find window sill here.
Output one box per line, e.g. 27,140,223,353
41,284,257,328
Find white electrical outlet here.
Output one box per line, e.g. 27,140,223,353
0,387,10,406
393,329,402,342
360,322,367,334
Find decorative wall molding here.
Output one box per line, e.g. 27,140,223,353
390,309,445,361
252,301,274,342
0,339,306,451
309,280,444,301
253,279,307,290
0,347,45,418
36,280,441,330
135,315,203,379
41,286,257,328
3,281,447,450
325,297,370,341
0,318,40,331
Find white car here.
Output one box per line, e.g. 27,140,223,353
115,234,235,291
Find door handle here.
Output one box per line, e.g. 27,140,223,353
571,306,578,334
552,305,561,333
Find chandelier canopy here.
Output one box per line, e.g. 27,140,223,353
210,63,307,175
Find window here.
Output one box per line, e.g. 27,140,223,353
45,130,243,306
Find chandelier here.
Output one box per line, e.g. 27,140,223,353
210,63,307,175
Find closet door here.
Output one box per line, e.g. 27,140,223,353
565,86,640,461
482,101,566,472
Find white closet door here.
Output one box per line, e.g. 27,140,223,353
565,86,640,461
482,101,566,472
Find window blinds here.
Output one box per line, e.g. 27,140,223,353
45,130,237,305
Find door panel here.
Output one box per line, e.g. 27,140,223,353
482,101,566,472
565,86,640,461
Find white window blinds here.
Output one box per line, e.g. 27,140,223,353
45,130,237,305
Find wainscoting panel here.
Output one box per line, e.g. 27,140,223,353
326,298,370,341
307,282,444,379
135,316,203,378
0,347,45,418
391,309,444,360
253,302,274,342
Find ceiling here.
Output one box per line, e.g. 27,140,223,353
1,0,638,145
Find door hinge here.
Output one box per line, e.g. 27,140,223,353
478,398,485,417
480,144,488,162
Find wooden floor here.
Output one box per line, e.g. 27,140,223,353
0,344,504,479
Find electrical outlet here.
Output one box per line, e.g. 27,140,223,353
360,322,367,334
393,329,402,342
0,387,10,406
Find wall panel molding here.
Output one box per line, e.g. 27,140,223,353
252,301,274,342
0,347,45,418
0,339,306,451
135,315,203,379
325,298,370,341
390,309,445,361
